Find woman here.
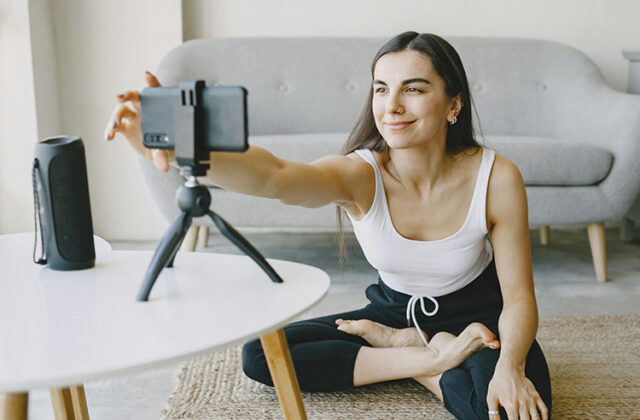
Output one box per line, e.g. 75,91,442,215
106,31,551,420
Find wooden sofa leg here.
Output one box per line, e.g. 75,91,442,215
587,222,607,282
197,226,210,248
539,226,550,245
180,226,199,252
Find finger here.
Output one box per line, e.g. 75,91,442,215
519,403,531,420
529,405,541,420
151,149,170,172
105,105,137,140
502,402,518,420
116,90,140,104
487,395,501,420
536,398,549,420
116,91,141,113
145,71,162,87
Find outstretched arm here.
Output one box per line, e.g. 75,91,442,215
105,72,371,211
485,156,548,420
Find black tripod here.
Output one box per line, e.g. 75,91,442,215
136,167,283,301
136,80,283,301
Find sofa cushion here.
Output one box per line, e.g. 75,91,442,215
246,133,613,187
249,132,348,162
483,135,613,186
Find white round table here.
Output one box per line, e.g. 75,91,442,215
0,233,330,420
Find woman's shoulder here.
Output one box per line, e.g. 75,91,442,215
489,153,523,188
486,152,526,228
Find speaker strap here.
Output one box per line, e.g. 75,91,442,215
32,158,47,265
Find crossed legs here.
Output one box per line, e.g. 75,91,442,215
336,318,499,398
242,307,498,395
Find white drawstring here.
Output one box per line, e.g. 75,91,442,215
406,295,439,347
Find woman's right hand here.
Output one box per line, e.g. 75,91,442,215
104,71,171,172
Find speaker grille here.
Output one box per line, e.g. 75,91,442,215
48,150,95,262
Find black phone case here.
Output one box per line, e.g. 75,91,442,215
140,85,248,152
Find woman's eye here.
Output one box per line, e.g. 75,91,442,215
406,87,423,93
374,87,386,93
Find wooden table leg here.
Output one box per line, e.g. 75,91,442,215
50,387,74,420
70,385,90,419
0,392,28,420
260,329,307,420
50,385,90,420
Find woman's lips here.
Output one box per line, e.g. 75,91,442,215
385,121,415,130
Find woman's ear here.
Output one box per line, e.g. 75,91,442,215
450,93,463,118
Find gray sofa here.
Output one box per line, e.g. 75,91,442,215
138,36,640,283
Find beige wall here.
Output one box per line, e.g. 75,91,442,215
0,0,38,234
49,0,182,240
184,0,640,92
1,0,638,240
0,0,182,239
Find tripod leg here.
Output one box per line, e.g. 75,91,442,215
166,224,192,268
207,210,283,283
136,212,192,301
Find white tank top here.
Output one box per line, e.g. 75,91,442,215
347,147,496,344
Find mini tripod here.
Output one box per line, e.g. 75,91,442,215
136,80,283,301
136,167,283,301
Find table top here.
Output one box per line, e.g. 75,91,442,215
0,233,330,392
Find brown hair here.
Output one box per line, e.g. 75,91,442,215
336,31,483,267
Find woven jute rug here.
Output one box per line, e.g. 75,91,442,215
162,315,640,419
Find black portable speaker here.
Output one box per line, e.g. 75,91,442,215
33,136,95,270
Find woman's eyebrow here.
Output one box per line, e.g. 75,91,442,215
403,78,431,85
372,78,431,86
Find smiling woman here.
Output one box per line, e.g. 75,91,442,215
107,31,551,420
373,52,459,151
342,31,480,157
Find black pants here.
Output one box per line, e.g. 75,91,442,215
242,260,552,419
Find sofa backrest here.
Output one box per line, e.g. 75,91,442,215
156,36,605,140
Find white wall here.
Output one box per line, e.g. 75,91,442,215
1,0,638,240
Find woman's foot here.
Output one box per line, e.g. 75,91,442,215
335,319,427,348
436,322,500,369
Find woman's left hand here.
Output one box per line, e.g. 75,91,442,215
486,363,548,420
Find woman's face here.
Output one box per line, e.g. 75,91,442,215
372,50,458,150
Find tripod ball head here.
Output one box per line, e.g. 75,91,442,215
177,180,211,217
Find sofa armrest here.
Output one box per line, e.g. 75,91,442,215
136,155,185,222
563,85,640,218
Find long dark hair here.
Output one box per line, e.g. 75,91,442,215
337,31,483,266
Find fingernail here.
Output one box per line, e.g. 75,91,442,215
117,94,124,99
145,70,151,75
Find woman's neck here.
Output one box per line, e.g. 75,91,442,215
384,140,454,194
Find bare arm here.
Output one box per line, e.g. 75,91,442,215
202,147,366,209
489,157,537,369
485,156,548,420
105,72,370,211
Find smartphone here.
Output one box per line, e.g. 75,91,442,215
140,85,248,152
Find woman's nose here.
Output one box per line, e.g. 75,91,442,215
385,94,404,114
